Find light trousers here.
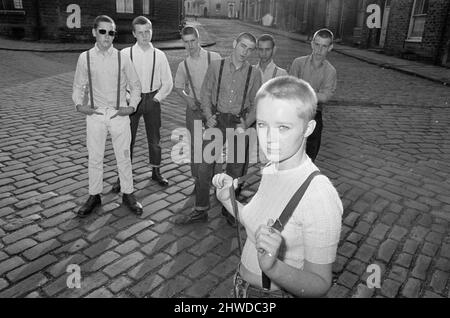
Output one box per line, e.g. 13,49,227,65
86,108,134,195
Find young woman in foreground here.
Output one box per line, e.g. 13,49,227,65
213,76,343,298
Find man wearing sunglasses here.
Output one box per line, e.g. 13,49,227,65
72,15,144,217
289,28,337,162
113,16,173,193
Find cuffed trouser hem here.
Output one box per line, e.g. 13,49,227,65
193,205,209,211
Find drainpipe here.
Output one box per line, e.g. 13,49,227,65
434,1,450,65
34,0,42,40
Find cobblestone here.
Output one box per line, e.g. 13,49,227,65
1,17,450,299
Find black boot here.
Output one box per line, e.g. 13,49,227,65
77,195,101,218
123,193,143,216
111,178,121,193
152,167,169,186
173,209,208,224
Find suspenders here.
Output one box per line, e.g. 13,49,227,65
86,49,121,109
214,59,225,112
130,46,156,92
184,51,212,104
260,170,323,290
272,66,278,79
214,60,253,118
239,66,253,117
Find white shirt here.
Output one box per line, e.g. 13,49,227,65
122,42,173,102
241,158,342,277
255,60,288,84
73,44,141,110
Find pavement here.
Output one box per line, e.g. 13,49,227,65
0,17,450,298
238,20,450,86
1,19,449,86
0,20,216,52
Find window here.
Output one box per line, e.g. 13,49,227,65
216,3,221,11
408,0,428,41
143,0,149,14
13,0,22,9
0,0,23,10
116,0,133,13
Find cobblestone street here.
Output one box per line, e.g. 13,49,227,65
1,18,450,298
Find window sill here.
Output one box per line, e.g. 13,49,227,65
405,38,422,43
0,10,25,15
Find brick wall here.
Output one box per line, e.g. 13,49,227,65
341,0,358,42
0,0,182,42
384,0,450,64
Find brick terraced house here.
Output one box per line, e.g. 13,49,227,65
0,0,184,42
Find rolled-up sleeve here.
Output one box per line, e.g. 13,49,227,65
317,68,336,103
200,62,216,120
123,54,142,110
72,52,88,108
154,52,173,102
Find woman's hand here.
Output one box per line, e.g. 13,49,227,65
255,219,283,273
212,173,238,202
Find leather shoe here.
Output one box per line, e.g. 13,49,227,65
152,167,169,186
173,209,208,224
77,195,101,218
111,178,121,193
123,193,143,216
221,207,236,226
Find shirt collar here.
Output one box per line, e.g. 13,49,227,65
307,54,326,69
257,60,275,73
134,42,154,53
227,55,249,72
94,43,115,56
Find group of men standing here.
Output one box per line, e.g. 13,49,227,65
72,15,336,224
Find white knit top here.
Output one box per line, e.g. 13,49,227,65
240,157,343,276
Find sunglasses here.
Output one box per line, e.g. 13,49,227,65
98,29,116,36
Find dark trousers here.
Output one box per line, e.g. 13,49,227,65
186,107,213,210
306,110,323,162
130,92,161,166
216,113,249,179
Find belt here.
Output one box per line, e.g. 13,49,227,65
233,269,294,298
142,90,158,96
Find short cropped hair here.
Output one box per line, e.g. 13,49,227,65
236,32,257,45
181,26,199,38
132,16,152,30
257,34,275,48
312,28,334,43
255,76,317,121
93,15,115,29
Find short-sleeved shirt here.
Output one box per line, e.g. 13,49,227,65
240,157,343,277
255,60,288,84
289,55,337,111
174,48,221,101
